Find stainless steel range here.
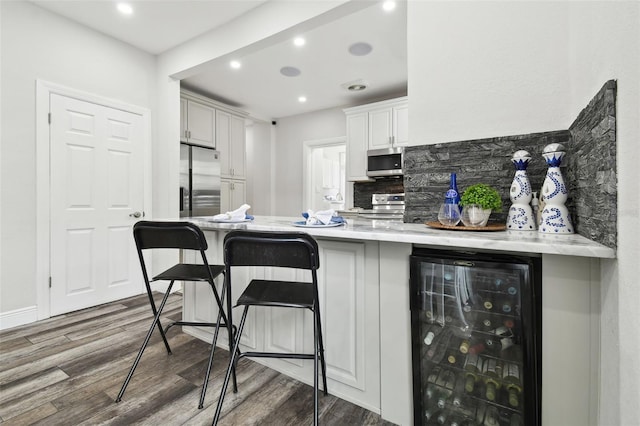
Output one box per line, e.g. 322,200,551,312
358,193,405,220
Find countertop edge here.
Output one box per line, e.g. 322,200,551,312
184,216,616,259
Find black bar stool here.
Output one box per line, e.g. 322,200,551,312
212,230,328,426
116,221,237,409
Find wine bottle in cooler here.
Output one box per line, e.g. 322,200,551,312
502,362,523,408
482,357,503,402
483,405,500,426
463,353,483,393
435,368,456,408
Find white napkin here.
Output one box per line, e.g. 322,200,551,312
305,209,335,225
213,204,251,221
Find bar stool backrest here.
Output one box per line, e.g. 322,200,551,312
224,230,319,270
133,221,208,251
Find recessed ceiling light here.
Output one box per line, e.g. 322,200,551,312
298,96,307,103
293,37,306,47
348,42,373,56
230,60,241,69
280,66,301,77
117,3,133,15
382,1,396,12
341,79,369,92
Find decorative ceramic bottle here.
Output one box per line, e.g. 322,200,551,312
506,150,536,231
539,143,574,234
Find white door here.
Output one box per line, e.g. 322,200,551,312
49,93,145,316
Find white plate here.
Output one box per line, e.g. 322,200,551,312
291,221,345,228
208,218,253,223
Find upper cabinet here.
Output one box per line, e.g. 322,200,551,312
180,89,248,178
344,96,408,182
345,112,371,182
180,97,216,148
217,110,246,179
367,98,409,150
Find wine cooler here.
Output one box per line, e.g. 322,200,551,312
410,248,541,426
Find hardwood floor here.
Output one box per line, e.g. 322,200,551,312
0,293,396,425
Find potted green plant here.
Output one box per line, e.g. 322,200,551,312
460,183,503,227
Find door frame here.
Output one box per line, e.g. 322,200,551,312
302,136,349,212
35,80,152,320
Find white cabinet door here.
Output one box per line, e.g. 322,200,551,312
368,108,393,150
218,110,246,179
393,103,409,147
221,179,246,213
185,100,216,148
317,239,380,411
346,112,370,182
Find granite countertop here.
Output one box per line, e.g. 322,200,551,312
187,215,615,259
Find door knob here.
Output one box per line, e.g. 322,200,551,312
129,211,142,218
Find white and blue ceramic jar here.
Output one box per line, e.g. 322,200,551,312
539,143,574,234
506,150,536,231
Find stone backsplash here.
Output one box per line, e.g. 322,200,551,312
353,178,404,209
402,80,617,249
566,80,617,248
403,131,570,225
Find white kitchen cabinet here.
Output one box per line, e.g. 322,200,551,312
217,110,246,179
344,96,408,182
367,98,408,150
221,179,246,212
180,97,216,148
345,112,371,182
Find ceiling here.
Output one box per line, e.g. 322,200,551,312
30,0,407,120
31,0,268,55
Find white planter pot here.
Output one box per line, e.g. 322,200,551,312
461,205,492,227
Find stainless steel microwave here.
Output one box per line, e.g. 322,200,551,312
366,147,404,178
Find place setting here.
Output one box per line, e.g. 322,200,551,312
207,204,254,223
292,209,347,228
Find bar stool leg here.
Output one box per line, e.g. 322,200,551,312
116,283,174,402
315,309,328,395
212,306,249,426
313,307,319,426
144,281,172,354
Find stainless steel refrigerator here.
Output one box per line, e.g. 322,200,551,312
180,143,221,217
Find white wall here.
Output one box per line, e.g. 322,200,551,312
272,107,346,215
246,120,273,215
0,1,156,314
408,1,640,423
566,4,640,425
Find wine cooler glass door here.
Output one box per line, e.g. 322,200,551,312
410,249,541,426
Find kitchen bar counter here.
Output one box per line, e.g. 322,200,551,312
189,215,615,259
182,215,609,425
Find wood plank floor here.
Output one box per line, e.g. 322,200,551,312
0,293,396,425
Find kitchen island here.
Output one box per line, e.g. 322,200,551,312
182,216,614,426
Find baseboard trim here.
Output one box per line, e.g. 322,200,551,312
0,305,38,331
